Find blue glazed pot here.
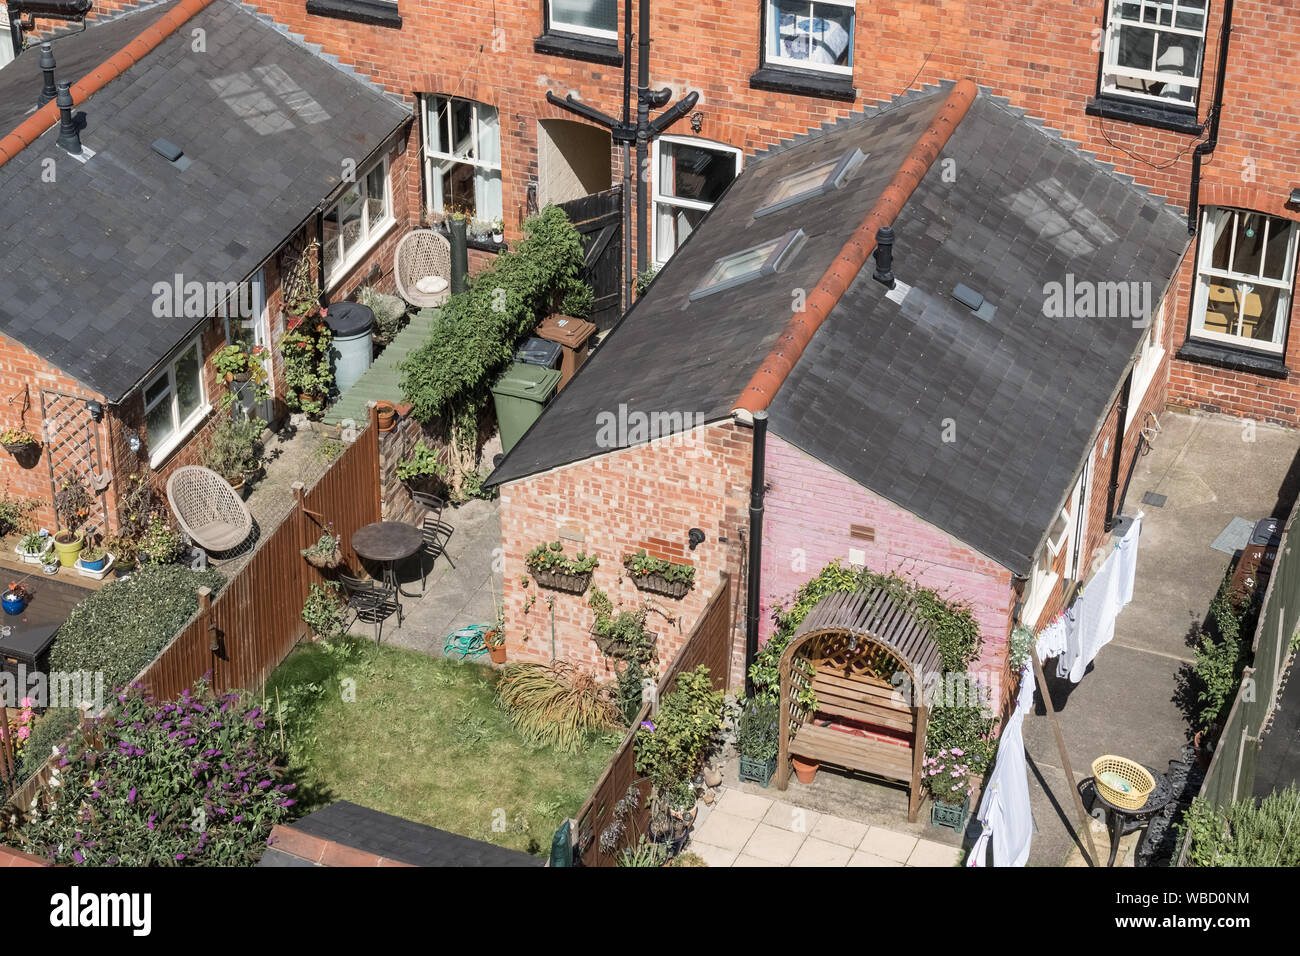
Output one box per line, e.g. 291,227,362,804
81,554,108,572
2,590,26,615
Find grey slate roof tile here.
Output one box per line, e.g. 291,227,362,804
0,0,411,399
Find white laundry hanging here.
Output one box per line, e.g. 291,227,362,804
1054,513,1143,683
968,661,1036,867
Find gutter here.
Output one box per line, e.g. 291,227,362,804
1187,0,1234,235
731,78,978,419
0,0,216,168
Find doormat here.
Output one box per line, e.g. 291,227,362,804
1141,491,1167,508
1211,517,1255,555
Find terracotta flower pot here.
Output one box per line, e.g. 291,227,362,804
487,642,507,664
791,756,819,785
376,401,397,432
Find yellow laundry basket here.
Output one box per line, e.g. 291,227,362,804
1092,755,1155,811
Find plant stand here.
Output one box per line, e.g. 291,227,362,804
628,572,691,600
529,569,593,595
738,755,777,788
930,797,970,832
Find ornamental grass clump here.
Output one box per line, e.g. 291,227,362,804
495,660,618,753
0,681,296,866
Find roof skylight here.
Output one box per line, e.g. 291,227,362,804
690,229,806,301
753,147,867,218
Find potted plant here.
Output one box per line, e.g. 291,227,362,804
375,400,397,432
395,439,448,495
2,581,27,615
737,697,780,787
0,426,40,458
469,218,494,242
588,587,657,665
280,240,334,417
16,531,49,564
53,476,93,566
485,605,507,664
490,218,504,244
138,518,182,566
300,526,342,569
40,549,58,575
78,541,109,573
525,541,599,594
204,414,264,498
923,749,973,830
622,549,696,599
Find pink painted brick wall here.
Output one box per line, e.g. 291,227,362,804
761,434,1014,693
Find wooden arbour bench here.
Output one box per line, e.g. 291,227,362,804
776,586,942,821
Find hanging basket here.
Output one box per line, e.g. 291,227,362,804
628,572,692,600
304,547,343,569
529,568,593,595
2,440,40,459
590,625,656,662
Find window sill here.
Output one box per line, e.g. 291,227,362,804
749,65,856,102
1085,95,1202,136
324,216,399,292
1176,339,1289,379
533,32,622,67
430,224,508,254
305,0,402,28
148,405,213,470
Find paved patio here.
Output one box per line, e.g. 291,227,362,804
1024,409,1300,865
689,788,962,866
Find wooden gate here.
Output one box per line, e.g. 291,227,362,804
558,186,623,330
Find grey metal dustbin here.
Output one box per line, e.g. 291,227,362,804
491,362,561,454
326,301,374,394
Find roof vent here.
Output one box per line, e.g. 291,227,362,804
38,42,57,109
152,138,191,171
953,283,997,322
872,226,895,289
54,81,81,155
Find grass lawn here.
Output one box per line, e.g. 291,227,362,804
263,638,621,856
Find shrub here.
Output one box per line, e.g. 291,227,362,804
16,707,80,781
1192,572,1255,733
922,703,997,802
356,285,408,342
399,205,585,424
634,666,724,809
0,492,36,538
0,681,295,865
395,439,447,484
302,582,346,639
495,660,618,752
1178,787,1300,866
558,282,595,318
50,564,226,691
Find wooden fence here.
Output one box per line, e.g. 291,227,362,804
572,572,732,867
132,406,382,701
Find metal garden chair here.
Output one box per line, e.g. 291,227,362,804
411,490,455,592
339,571,402,643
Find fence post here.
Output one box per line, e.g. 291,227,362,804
197,586,217,689
0,704,13,785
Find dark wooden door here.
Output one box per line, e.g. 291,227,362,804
558,186,623,331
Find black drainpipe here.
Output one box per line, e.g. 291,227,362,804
744,410,768,698
1188,0,1234,235
1104,370,1133,533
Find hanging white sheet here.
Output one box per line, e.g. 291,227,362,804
968,661,1036,867
1054,513,1143,683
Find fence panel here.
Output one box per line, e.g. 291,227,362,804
573,572,732,867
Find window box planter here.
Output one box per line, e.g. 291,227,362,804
589,624,656,661
530,568,593,595
930,797,969,832
738,754,777,788
628,571,692,600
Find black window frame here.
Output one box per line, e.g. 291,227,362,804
534,0,623,66
749,0,856,101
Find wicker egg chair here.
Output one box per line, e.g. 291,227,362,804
166,466,253,556
394,229,452,309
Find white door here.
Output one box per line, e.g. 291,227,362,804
222,269,274,422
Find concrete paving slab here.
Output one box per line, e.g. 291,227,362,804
691,811,759,852
809,814,869,848
848,850,904,867
791,837,854,867
859,826,917,863
743,824,805,864
714,788,773,820
908,838,962,867
733,854,775,867
762,800,820,834
689,842,739,868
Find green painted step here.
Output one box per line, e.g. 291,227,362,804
321,308,441,425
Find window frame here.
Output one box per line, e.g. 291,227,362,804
218,269,275,404
754,147,866,219
1098,0,1209,111
545,0,618,40
321,153,394,288
420,94,504,224
1127,296,1166,425
1189,206,1298,356
651,135,743,267
143,336,208,467
689,229,806,301
762,0,855,76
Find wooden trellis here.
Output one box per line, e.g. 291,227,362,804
38,388,110,537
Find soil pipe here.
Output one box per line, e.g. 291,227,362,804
1188,0,1234,235
744,410,768,697
1104,370,1133,533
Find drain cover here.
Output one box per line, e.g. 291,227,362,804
1141,491,1167,507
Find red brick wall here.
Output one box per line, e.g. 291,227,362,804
499,420,751,686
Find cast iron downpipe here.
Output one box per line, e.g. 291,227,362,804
744,410,768,698
1188,0,1234,235
1103,370,1132,533
621,0,633,310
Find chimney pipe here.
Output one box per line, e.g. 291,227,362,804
872,225,895,288
38,42,56,108
55,81,81,155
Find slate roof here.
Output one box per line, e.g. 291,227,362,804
258,801,544,867
0,0,411,400
489,82,1190,575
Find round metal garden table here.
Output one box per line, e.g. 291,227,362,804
1086,764,1173,867
351,521,424,598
